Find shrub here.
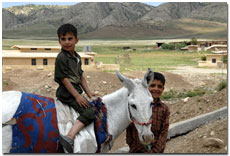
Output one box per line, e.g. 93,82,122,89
201,55,206,61
3,80,8,86
161,88,207,100
161,43,175,50
222,55,227,64
175,43,186,50
216,80,227,91
161,89,177,99
185,88,206,97
161,43,168,49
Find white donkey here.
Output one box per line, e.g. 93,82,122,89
2,69,154,153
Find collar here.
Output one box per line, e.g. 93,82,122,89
153,98,163,106
61,48,79,58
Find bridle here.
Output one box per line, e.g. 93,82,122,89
127,102,154,126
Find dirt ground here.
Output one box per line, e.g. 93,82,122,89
2,66,228,154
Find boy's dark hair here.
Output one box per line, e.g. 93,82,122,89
154,72,166,86
57,23,78,38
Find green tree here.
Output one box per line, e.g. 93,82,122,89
191,37,197,45
222,55,227,64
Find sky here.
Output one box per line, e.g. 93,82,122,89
2,2,165,8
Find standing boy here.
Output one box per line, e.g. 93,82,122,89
126,72,170,153
55,23,97,153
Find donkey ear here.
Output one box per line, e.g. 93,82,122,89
115,70,135,92
141,68,154,88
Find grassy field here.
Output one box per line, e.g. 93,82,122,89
95,50,208,72
2,39,211,72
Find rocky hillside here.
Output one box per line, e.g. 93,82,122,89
2,2,227,39
2,9,22,29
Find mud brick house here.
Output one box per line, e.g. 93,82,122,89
2,45,119,72
198,53,227,68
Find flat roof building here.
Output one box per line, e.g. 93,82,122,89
198,53,227,68
11,45,61,52
3,45,120,72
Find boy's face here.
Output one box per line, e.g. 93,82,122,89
59,32,78,53
148,79,164,100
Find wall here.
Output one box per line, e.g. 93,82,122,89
3,58,56,66
198,54,227,68
2,50,119,72
2,58,56,72
207,47,227,52
188,47,198,52
80,58,94,66
206,55,223,63
3,58,120,72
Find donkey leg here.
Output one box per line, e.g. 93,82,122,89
2,126,12,153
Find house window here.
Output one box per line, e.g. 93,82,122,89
85,59,89,65
32,59,36,66
212,58,216,63
43,59,48,65
31,48,37,50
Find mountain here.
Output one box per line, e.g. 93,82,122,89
2,2,227,39
2,9,23,29
188,2,228,23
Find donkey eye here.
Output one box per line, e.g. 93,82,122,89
131,104,137,110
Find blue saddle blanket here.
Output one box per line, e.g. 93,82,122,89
10,92,59,153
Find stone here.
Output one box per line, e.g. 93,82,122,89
47,73,52,77
45,85,49,89
210,131,215,136
203,137,224,148
183,97,189,102
102,81,107,84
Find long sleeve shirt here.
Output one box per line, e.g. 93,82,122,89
126,99,170,153
54,48,83,103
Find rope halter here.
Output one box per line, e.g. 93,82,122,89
131,116,153,126
127,102,154,126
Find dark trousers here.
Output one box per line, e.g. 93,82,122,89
66,100,95,126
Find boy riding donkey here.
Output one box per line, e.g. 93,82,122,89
54,23,99,153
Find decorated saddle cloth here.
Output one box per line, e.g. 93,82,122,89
89,98,110,152
10,92,59,153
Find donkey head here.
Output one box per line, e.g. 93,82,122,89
115,68,154,145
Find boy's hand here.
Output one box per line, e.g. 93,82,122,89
151,139,156,144
75,95,89,108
